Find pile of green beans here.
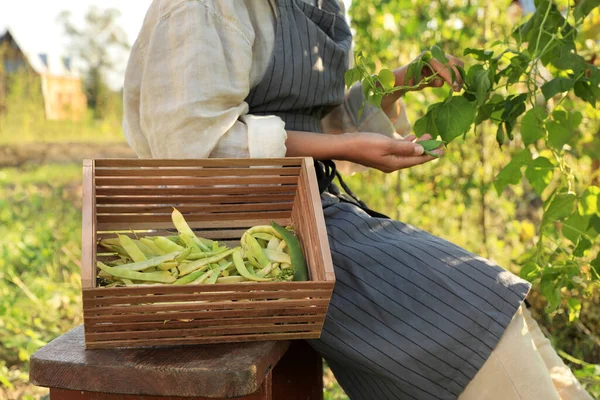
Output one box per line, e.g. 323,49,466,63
96,209,308,287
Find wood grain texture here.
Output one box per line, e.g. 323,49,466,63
81,157,335,348
50,385,271,400
94,158,302,167
30,326,288,398
95,166,301,177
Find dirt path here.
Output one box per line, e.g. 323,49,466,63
0,142,136,167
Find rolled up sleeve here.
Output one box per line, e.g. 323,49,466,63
124,1,286,159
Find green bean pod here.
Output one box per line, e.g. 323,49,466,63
154,236,184,253
270,222,308,281
178,248,237,276
111,252,179,271
118,235,146,262
232,249,273,282
97,262,176,283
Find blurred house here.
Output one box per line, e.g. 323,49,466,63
0,28,87,120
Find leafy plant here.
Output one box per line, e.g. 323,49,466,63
346,0,600,315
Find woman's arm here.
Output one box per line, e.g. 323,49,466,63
286,130,441,173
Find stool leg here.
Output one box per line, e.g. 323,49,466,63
272,341,323,400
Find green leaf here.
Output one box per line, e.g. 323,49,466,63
546,121,571,150
520,262,540,282
344,68,361,89
567,298,581,322
494,150,532,194
520,107,547,145
574,80,599,107
540,274,561,311
377,69,396,91
430,45,449,64
562,213,591,244
578,186,600,216
574,0,600,21
541,78,576,100
573,237,592,257
431,96,476,143
464,48,494,61
542,193,576,228
591,253,600,280
496,124,506,147
525,157,555,195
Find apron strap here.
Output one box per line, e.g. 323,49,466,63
315,160,390,219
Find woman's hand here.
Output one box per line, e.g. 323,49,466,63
401,52,465,92
381,53,464,113
340,132,443,173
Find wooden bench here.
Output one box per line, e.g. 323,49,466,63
30,326,323,399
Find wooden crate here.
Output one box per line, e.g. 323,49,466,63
81,158,335,349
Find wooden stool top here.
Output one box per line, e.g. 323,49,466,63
30,326,290,398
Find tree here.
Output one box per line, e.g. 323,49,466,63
58,7,130,119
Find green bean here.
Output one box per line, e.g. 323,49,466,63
178,248,237,276
171,208,213,251
172,265,212,285
175,247,192,264
264,249,291,264
267,236,281,251
271,222,308,281
252,233,274,241
206,263,231,284
244,233,270,268
133,239,158,256
111,252,179,271
232,249,273,282
216,276,247,284
157,261,178,271
139,238,165,255
154,236,184,253
119,235,146,262
97,262,176,283
190,269,215,285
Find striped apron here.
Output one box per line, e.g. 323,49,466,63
245,1,531,399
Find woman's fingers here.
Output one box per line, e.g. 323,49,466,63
423,55,464,91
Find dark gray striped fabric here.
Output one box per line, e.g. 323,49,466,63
244,1,531,398
246,0,352,133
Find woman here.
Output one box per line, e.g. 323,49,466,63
123,1,592,399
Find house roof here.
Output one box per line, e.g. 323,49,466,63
1,26,80,78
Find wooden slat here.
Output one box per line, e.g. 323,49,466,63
96,202,293,214
84,299,329,315
84,332,320,349
96,211,291,223
84,306,329,324
83,289,331,308
83,281,333,297
96,217,293,231
84,315,324,333
95,176,299,186
85,323,319,342
94,158,303,168
95,166,301,177
301,162,335,282
95,186,297,196
81,160,96,289
96,193,296,205
96,229,246,241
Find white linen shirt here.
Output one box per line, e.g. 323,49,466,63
123,0,412,163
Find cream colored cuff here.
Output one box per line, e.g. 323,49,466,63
242,115,288,158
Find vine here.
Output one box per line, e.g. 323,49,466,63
346,0,600,318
